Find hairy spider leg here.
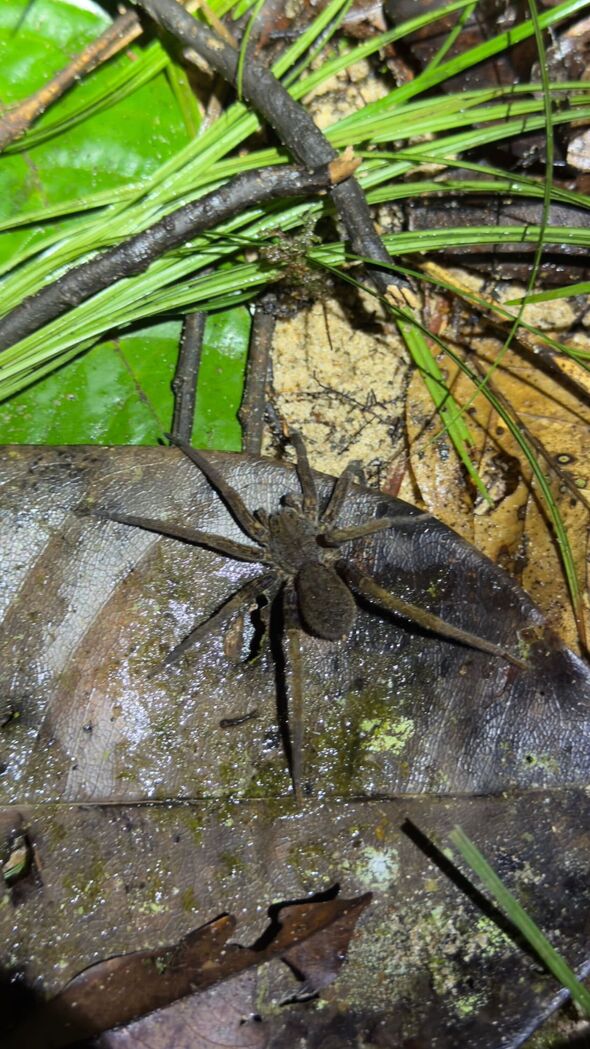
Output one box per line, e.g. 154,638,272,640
290,431,319,520
166,434,267,543
320,460,365,527
324,516,396,546
282,583,305,802
161,569,279,668
99,511,262,563
339,560,528,670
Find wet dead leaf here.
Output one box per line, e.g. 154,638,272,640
406,333,590,651
8,891,370,1047
4,445,590,801
97,971,265,1049
2,446,590,1047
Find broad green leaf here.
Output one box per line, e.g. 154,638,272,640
0,1,252,449
0,0,188,257
0,321,180,445
192,307,251,451
0,309,251,449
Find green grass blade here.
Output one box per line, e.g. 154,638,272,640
333,0,590,127
166,59,201,137
236,0,266,99
450,827,590,1017
398,318,492,504
506,282,590,304
421,0,477,74
271,0,353,78
294,0,478,99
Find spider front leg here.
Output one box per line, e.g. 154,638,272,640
97,511,263,563
166,434,267,543
290,431,319,521
339,560,528,670
321,459,365,527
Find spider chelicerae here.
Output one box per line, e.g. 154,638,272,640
101,433,526,799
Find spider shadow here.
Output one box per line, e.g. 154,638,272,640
266,584,297,790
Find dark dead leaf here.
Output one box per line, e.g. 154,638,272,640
407,196,590,285
8,891,370,1048
3,447,590,1047
96,971,266,1049
3,446,590,802
279,894,370,997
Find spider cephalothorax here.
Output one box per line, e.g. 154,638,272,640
240,438,386,641
100,432,527,798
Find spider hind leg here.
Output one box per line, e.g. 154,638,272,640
339,560,528,670
280,583,306,802
157,569,278,670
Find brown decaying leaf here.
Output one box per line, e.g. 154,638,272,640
3,793,590,1048
97,971,265,1049
406,331,590,652
8,892,370,1048
3,445,590,801
4,447,590,1047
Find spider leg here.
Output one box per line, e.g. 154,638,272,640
290,431,319,521
97,511,263,563
281,583,305,802
323,516,395,546
338,560,529,670
320,460,365,526
165,434,267,543
160,569,278,669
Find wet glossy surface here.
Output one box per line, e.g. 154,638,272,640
2,446,590,1047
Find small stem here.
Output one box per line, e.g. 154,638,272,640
0,162,343,353
0,11,142,153
172,311,206,443
239,302,275,455
132,0,410,299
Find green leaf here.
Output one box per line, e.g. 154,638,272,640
0,309,251,450
192,307,251,451
0,0,192,446
0,321,180,445
0,1,188,248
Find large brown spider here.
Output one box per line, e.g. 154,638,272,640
101,433,526,799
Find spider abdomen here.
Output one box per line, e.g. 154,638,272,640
295,561,356,641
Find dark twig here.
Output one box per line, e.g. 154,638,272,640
171,311,206,443
132,0,413,304
239,299,276,454
0,161,353,353
0,10,142,153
